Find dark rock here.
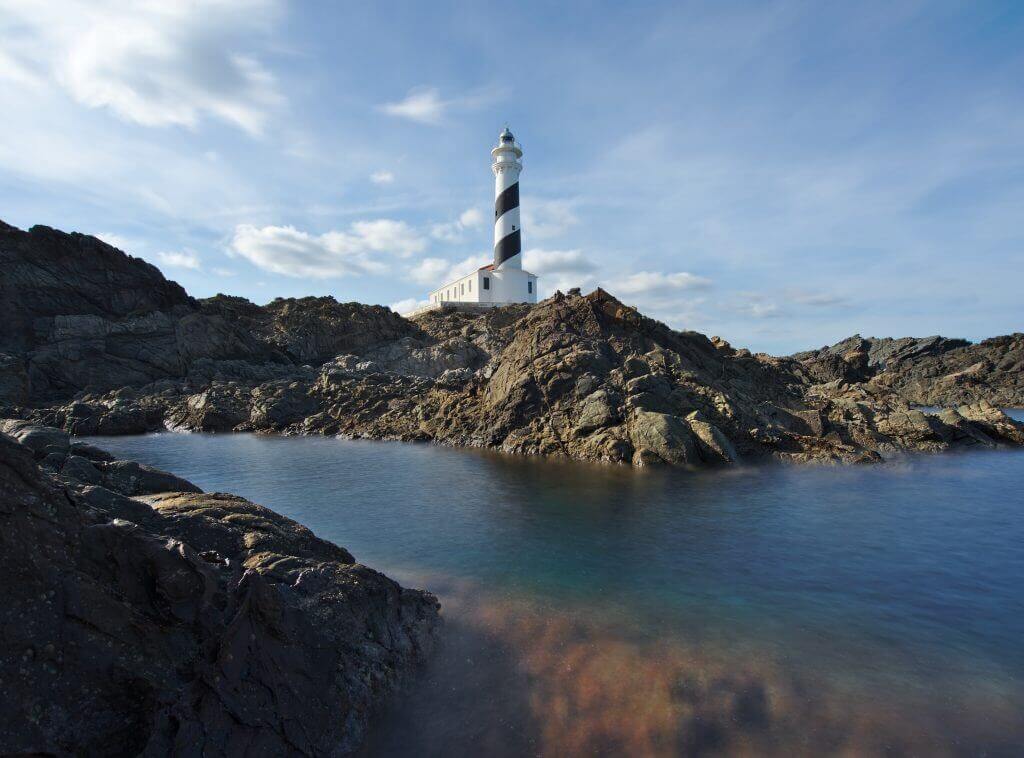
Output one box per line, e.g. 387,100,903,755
0,426,438,756
0,352,28,405
795,333,1022,407
0,419,70,459
167,384,252,432
100,459,202,496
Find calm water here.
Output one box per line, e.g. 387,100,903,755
85,424,1024,756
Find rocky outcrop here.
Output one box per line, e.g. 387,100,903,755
796,333,1024,407
200,295,422,366
7,219,1023,468
0,421,438,755
26,288,1024,468
0,221,420,403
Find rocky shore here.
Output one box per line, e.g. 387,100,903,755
0,419,438,754
793,333,1024,408
2,219,1023,468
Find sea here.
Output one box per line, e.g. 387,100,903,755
85,409,1024,756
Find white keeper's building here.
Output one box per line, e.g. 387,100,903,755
428,127,538,307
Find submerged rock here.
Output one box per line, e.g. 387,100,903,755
0,422,439,755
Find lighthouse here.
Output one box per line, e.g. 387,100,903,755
492,126,523,269
427,127,538,308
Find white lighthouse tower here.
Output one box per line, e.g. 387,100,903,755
427,127,538,307
492,126,523,269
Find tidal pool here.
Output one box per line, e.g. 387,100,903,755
85,431,1024,756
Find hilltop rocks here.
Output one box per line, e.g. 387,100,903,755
200,294,421,365
0,221,422,403
796,333,1024,407
5,218,1023,469
25,288,1024,469
0,421,438,755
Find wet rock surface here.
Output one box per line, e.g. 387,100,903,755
0,421,439,755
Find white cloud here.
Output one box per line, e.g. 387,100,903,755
730,293,782,319
522,248,599,296
370,170,395,185
379,87,447,124
788,291,849,308
212,267,236,277
95,232,135,252
521,198,579,239
522,248,595,276
0,0,282,136
157,250,201,270
378,85,498,125
431,207,486,241
616,271,713,297
229,222,424,278
390,297,429,315
459,207,484,227
349,219,427,258
409,253,490,287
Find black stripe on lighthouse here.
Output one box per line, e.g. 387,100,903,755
495,181,519,219
494,229,521,267
494,179,521,266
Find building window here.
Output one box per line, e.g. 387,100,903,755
528,281,533,294
483,277,490,290
461,283,464,295
468,280,472,292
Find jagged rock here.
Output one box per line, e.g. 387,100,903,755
0,221,426,402
6,218,1023,469
201,294,421,365
248,380,319,430
0,427,438,755
167,384,252,432
795,333,1023,407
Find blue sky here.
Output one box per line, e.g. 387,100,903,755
1,0,1021,353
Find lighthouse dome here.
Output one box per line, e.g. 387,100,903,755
499,127,514,144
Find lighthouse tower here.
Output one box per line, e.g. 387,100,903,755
426,127,538,308
492,126,523,269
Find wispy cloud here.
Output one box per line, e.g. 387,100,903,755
431,207,485,241
0,0,283,136
616,271,713,297
157,250,202,270
522,248,598,295
408,253,490,287
229,220,425,278
522,198,579,240
389,296,429,315
379,87,448,125
370,170,395,185
378,85,500,125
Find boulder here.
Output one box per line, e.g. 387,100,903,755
0,419,70,459
101,460,202,496
686,411,739,464
628,411,700,466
